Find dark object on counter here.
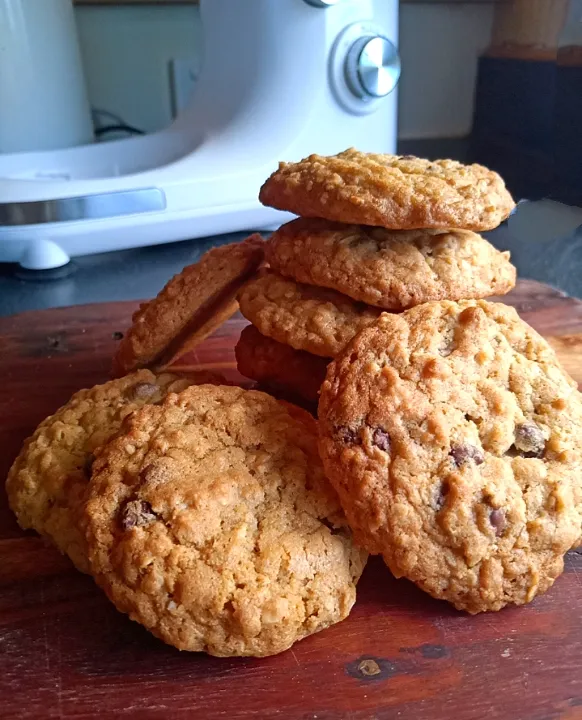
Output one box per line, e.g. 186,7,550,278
470,55,555,200
554,46,582,206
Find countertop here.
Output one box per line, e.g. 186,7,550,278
2,200,582,318
0,231,248,317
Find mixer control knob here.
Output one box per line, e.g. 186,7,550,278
304,0,341,7
345,35,400,99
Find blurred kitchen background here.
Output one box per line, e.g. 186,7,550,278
3,0,582,312
72,0,580,203
74,0,488,147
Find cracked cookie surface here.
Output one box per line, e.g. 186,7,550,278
238,269,382,357
235,324,329,404
6,370,220,573
112,234,264,376
259,149,515,231
83,384,366,656
266,219,516,310
318,300,582,613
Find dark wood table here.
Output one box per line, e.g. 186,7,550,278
1,280,582,720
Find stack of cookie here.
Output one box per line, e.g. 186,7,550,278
235,149,517,405
239,149,582,615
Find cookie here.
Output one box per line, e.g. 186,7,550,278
266,218,516,310
318,300,582,613
259,149,515,231
235,324,329,404
112,235,264,376
83,385,367,657
6,369,221,573
238,269,382,357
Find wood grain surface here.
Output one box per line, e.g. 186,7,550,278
1,279,582,720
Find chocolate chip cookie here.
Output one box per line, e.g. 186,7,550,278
112,234,264,376
83,385,367,657
6,369,221,573
266,218,516,310
318,300,582,613
235,324,329,404
259,149,515,231
238,269,382,357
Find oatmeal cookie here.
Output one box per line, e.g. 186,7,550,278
318,300,582,613
259,149,515,231
266,218,516,310
238,269,382,357
83,385,367,656
235,324,329,404
112,235,264,376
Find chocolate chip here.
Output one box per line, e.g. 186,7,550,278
112,331,124,341
450,443,484,467
438,332,455,357
121,500,157,530
336,425,361,445
129,382,159,400
489,508,507,536
372,428,391,452
514,423,545,458
434,481,449,511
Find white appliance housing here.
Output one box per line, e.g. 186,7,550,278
0,0,399,270
0,0,93,154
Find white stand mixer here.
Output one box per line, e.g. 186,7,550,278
0,0,399,270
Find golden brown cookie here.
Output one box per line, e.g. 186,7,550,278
83,385,367,657
260,149,515,231
112,235,264,376
235,324,329,404
6,369,222,573
238,269,382,357
266,218,516,310
318,300,582,613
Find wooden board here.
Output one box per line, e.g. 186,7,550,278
1,279,582,720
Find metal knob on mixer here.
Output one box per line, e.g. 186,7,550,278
345,35,401,99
